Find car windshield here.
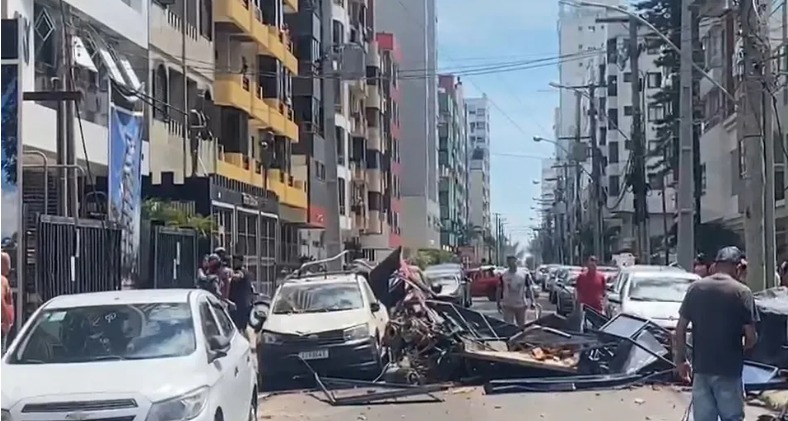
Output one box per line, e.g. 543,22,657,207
565,276,578,286
9,303,196,364
272,282,364,314
429,274,458,285
628,275,695,302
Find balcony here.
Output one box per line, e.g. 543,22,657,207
366,169,382,192
367,85,381,110
267,169,307,209
216,148,266,187
215,0,254,35
261,99,299,141
214,74,253,114
251,85,272,127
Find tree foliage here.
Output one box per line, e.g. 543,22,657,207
141,198,216,237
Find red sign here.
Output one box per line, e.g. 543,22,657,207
309,206,326,228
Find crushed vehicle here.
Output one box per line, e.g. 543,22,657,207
256,252,390,387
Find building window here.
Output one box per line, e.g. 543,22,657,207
623,72,633,83
607,108,618,129
647,104,664,122
625,140,632,150
599,127,607,146
338,179,346,215
624,106,633,116
647,72,662,89
608,175,621,197
607,75,618,96
608,141,619,163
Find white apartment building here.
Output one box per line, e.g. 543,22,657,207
580,17,676,253
467,96,491,235
8,0,148,170
694,4,788,251
377,0,440,250
555,1,620,158
332,0,353,235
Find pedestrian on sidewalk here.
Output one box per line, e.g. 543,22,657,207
674,246,759,421
497,255,529,328
575,255,606,313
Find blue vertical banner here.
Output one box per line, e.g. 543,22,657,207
108,105,144,286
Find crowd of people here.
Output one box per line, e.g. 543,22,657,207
196,247,254,332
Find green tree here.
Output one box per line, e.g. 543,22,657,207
142,198,216,237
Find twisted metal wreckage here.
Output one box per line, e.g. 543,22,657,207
293,249,788,411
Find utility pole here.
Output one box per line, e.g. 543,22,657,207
761,6,776,288
629,17,649,263
571,91,582,264
676,0,695,271
181,0,190,178
661,145,670,265
740,0,768,291
322,0,342,268
58,3,78,218
588,84,604,260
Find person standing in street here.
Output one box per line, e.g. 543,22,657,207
575,255,606,313
497,255,529,327
1,252,14,352
228,255,253,334
673,246,759,421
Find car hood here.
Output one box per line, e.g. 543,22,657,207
624,300,681,326
264,308,369,334
1,356,207,406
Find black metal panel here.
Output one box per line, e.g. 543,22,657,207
151,225,198,289
35,215,122,303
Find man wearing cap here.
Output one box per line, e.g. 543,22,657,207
674,246,759,421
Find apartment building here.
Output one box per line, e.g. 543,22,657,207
288,0,332,261
437,74,469,250
691,1,788,250
377,0,441,250
575,18,676,254
330,0,375,259
358,32,403,259
467,96,491,255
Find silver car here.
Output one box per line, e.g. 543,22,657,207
605,266,700,329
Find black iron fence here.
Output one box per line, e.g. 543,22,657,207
35,215,122,303
139,220,198,289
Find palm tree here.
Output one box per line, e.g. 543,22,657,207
457,223,483,246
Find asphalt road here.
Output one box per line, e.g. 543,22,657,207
258,385,773,421
470,288,555,322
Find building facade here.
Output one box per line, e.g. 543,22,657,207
377,0,440,250
466,96,491,260
437,74,468,250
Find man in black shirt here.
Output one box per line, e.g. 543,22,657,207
227,256,253,333
674,246,759,421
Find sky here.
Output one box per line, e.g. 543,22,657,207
436,0,560,252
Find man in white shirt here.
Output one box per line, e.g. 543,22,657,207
497,255,530,327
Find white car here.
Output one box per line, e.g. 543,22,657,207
606,267,701,329
1,289,257,421
258,273,389,384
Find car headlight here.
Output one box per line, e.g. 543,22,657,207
145,387,209,421
262,331,284,344
2,409,11,421
343,324,370,342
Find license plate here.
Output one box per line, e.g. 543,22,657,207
298,349,329,360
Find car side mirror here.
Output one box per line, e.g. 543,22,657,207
370,302,381,313
207,335,230,361
431,283,443,294
248,302,269,332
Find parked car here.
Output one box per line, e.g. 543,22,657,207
555,274,579,316
598,266,620,285
1,289,258,421
549,266,583,304
468,265,501,301
424,264,472,307
257,272,389,385
605,266,700,329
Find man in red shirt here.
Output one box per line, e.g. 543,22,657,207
575,255,607,312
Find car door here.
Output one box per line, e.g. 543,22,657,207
360,278,388,340
198,299,237,420
207,297,253,419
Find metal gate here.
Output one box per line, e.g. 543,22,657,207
35,215,122,303
150,225,198,289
